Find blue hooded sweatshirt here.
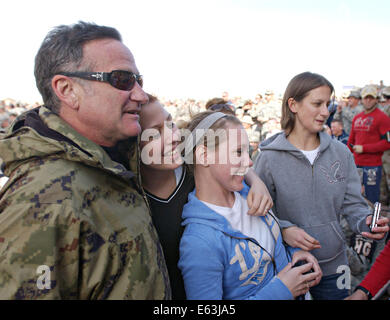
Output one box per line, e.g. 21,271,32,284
178,183,300,300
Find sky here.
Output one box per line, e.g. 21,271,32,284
1,0,390,103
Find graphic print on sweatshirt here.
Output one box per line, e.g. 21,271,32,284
229,213,280,287
319,160,346,183
353,116,374,132
230,241,272,286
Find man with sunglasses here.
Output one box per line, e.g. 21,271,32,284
0,22,171,299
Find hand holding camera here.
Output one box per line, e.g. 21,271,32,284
370,202,381,232
362,202,390,240
277,251,322,299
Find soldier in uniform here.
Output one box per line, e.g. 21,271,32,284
340,214,372,291
0,22,171,299
333,90,363,135
379,86,390,206
379,87,390,113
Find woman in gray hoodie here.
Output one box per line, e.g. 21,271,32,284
253,72,389,300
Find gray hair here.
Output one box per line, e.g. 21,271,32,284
34,21,122,114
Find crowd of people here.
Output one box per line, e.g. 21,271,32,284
0,21,389,301
0,99,39,129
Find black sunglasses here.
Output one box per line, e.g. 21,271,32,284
57,70,143,91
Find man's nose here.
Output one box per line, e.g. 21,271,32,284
130,81,148,104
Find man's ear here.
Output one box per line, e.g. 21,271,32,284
51,75,80,110
195,145,209,167
288,97,297,113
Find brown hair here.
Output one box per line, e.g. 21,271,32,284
184,111,242,171
205,97,227,109
34,21,122,114
207,103,236,115
146,93,158,104
281,72,334,135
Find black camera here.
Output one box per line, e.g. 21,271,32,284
292,260,314,300
292,260,314,275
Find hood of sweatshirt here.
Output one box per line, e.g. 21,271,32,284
0,106,137,182
260,131,333,161
181,183,251,238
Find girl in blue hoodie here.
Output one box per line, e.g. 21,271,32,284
139,95,275,299
178,111,322,300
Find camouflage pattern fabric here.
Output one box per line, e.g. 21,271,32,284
379,104,390,116
380,151,390,206
340,215,371,290
340,200,388,291
0,106,171,299
257,101,281,123
333,104,364,135
380,105,390,206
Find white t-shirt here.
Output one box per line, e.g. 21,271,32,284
201,192,274,253
300,146,320,165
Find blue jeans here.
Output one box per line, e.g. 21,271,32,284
309,274,350,300
357,166,382,204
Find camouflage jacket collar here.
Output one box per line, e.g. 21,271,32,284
0,106,137,180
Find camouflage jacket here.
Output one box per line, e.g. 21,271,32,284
0,107,171,299
333,104,364,135
379,104,390,117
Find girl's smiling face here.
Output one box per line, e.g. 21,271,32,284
204,122,253,192
139,100,183,170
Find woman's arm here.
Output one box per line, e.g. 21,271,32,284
282,226,321,251
244,168,273,216
341,149,389,239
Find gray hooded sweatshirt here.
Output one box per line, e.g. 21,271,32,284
253,131,371,276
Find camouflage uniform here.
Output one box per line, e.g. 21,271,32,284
380,104,390,206
256,100,281,141
340,215,371,290
333,104,364,135
257,101,281,122
341,199,389,292
0,107,171,299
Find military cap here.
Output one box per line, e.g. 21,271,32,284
361,85,378,99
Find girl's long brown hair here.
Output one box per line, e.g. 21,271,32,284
281,72,334,135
